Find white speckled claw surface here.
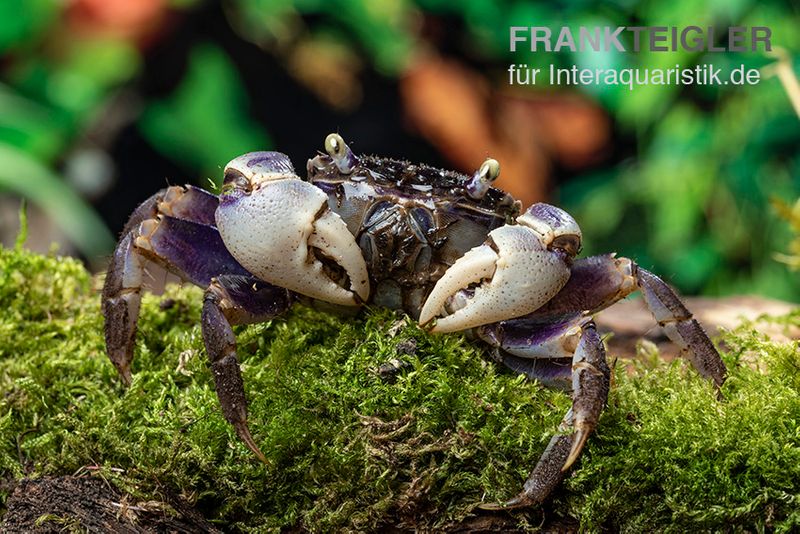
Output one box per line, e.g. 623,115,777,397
216,178,369,306
418,225,571,332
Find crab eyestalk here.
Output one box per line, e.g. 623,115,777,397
466,158,500,199
216,151,370,306
324,133,359,174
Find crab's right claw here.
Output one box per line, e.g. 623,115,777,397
216,152,370,306
419,204,582,332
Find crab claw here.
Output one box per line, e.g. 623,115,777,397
419,204,581,332
216,152,370,306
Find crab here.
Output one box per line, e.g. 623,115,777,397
102,133,727,508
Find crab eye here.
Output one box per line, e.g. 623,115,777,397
479,158,500,182
551,234,582,257
325,133,346,158
466,158,501,199
323,133,358,174
221,167,251,195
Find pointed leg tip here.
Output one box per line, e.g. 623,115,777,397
477,494,532,511
234,422,269,465
561,455,577,473
715,374,727,392
116,366,132,387
561,428,590,472
108,348,133,386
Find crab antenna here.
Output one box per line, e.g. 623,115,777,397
324,133,359,174
466,158,500,199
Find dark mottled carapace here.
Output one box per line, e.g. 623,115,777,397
308,154,520,316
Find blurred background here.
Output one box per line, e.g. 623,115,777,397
0,0,799,300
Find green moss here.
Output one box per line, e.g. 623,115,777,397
1,245,799,532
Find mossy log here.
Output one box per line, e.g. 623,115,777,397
1,245,799,532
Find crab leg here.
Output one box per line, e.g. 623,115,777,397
102,186,256,384
532,254,638,321
494,254,727,388
476,254,726,508
154,185,218,226
103,231,146,385
202,275,293,463
104,189,172,384
636,267,727,388
492,353,573,390
478,316,582,389
481,322,610,509
135,215,252,286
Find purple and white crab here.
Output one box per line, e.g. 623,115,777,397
102,133,726,508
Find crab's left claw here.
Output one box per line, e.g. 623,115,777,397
419,204,581,332
216,152,370,306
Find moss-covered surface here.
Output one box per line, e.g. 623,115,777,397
1,244,799,532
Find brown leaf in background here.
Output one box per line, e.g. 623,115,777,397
400,55,492,169
286,37,364,112
400,55,610,207
500,91,610,171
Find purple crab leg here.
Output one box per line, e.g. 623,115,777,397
136,215,251,287
502,254,727,388
636,267,726,387
532,254,637,322
202,275,293,463
102,231,145,385
476,254,726,508
495,353,574,390
104,188,172,383
481,322,610,509
103,186,250,384
478,318,582,389
156,184,219,226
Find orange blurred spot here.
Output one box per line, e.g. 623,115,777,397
67,0,169,46
400,54,610,207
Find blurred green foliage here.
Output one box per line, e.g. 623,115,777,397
773,197,800,269
0,0,798,300
0,144,113,258
139,43,271,177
